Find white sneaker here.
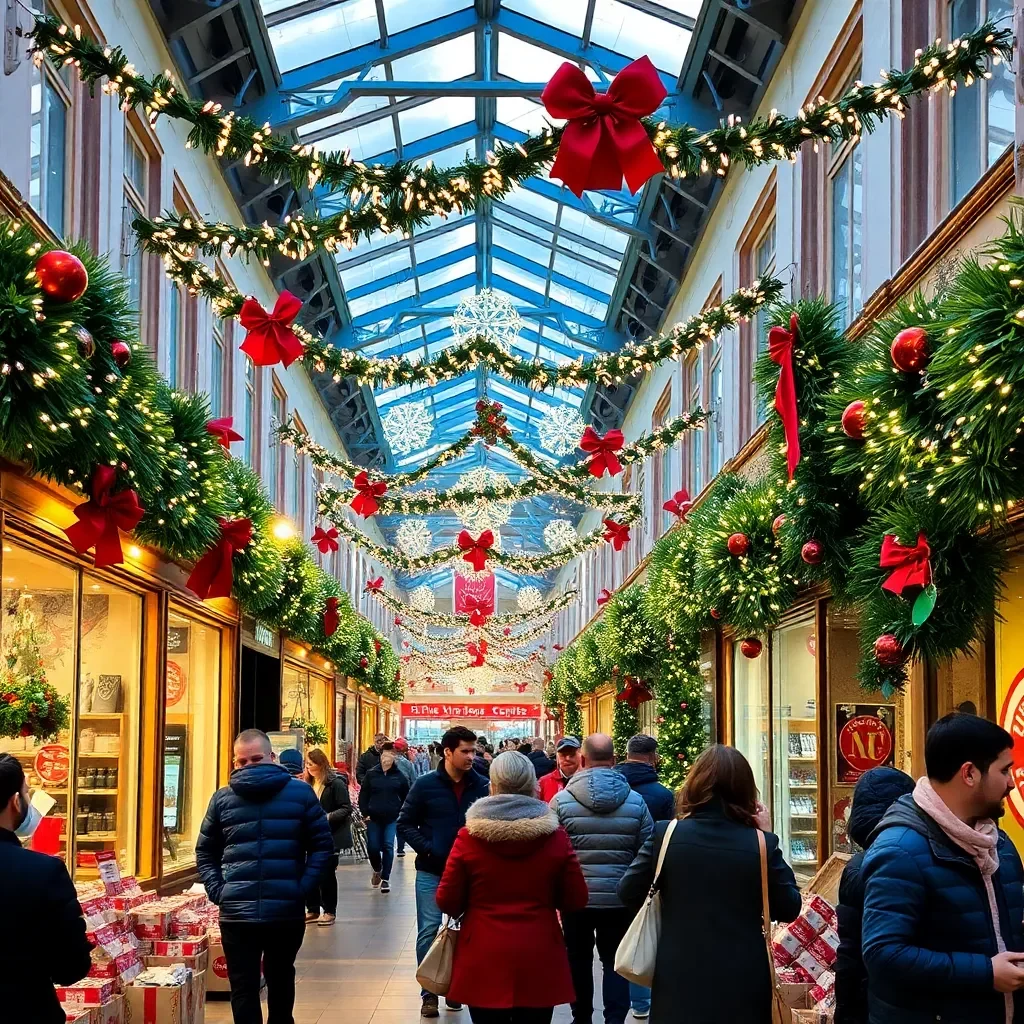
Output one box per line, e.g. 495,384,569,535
380,880,391,893
633,1012,650,1019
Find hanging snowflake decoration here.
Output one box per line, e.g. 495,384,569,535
517,585,543,613
538,405,587,456
409,585,436,613
543,519,577,552
382,401,433,456
456,466,514,533
451,289,523,352
396,519,432,558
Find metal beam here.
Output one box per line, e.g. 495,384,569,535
334,216,468,272
188,47,251,86
344,244,477,302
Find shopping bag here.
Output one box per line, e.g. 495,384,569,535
614,818,679,987
416,916,460,995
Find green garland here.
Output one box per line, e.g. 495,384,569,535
369,584,577,630
653,638,707,790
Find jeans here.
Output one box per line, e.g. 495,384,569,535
366,820,397,880
628,984,650,1015
468,1010,554,1024
415,870,443,998
305,853,339,916
562,908,632,1024
219,919,305,1024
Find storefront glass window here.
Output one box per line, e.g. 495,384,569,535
282,663,310,727
163,609,221,874
732,642,770,812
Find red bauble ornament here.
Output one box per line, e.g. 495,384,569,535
111,340,131,368
394,616,402,626
72,324,95,359
727,532,750,557
890,327,929,373
709,608,721,620
874,633,904,667
740,637,763,659
842,400,866,440
34,250,88,303
772,514,787,537
801,539,824,565
679,702,688,710
359,656,369,668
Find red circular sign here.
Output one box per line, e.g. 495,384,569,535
999,667,1024,830
838,715,893,777
34,744,70,786
213,955,228,979
166,661,187,708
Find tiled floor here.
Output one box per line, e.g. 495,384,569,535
205,854,600,1024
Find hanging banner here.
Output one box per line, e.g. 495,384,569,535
455,572,495,615
835,704,895,784
401,702,541,720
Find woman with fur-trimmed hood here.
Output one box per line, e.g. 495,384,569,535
436,750,590,1023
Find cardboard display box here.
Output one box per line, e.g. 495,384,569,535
124,984,183,1024
206,941,230,995
144,951,210,975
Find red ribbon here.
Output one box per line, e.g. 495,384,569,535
597,588,612,606
458,530,494,573
768,313,801,480
324,596,340,637
364,576,384,593
186,518,252,600
463,594,493,627
617,677,654,710
350,472,387,518
602,519,631,551
206,416,243,451
580,427,625,478
239,290,304,368
663,488,693,519
880,533,932,596
311,525,340,554
467,639,488,667
542,56,667,198
64,465,145,568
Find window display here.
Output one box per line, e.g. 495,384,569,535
281,658,332,753
732,641,770,811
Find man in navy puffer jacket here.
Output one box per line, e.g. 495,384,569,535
197,729,333,1024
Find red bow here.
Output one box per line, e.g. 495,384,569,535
364,576,384,593
311,525,340,554
64,465,145,568
503,627,511,637
597,588,612,606
617,677,654,710
323,596,340,637
603,519,631,551
186,518,252,600
542,56,667,198
458,530,494,572
515,681,528,693
880,533,932,596
463,594,493,627
239,290,304,368
663,489,693,519
206,416,243,451
580,427,625,478
467,640,488,667
768,313,801,480
350,472,387,518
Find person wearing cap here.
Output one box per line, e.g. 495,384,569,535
392,738,417,858
278,747,306,778
539,736,582,802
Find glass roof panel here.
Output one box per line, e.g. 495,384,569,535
342,248,413,296
504,188,560,226
492,225,550,267
556,205,629,251
314,118,396,159
348,278,417,317
501,0,589,36
590,0,693,75
498,33,572,83
417,257,476,293
268,0,379,73
493,261,547,298
390,36,475,82
548,280,608,319
494,207,553,242
552,253,616,296
398,97,476,145
414,223,476,264
383,0,473,35
495,97,554,138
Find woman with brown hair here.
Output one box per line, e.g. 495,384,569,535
304,748,353,925
617,744,801,1023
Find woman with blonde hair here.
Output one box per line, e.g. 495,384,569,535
436,750,589,1024
303,748,352,925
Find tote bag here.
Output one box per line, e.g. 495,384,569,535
757,829,793,1024
614,818,679,987
416,916,460,996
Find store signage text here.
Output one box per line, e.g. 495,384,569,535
401,702,541,720
254,622,275,648
836,705,894,784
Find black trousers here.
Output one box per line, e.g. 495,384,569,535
219,919,306,1024
562,907,632,1024
468,1010,554,1024
305,853,339,915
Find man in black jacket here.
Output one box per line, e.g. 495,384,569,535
398,726,489,1018
356,732,388,784
527,736,555,778
196,729,333,1024
0,753,92,1024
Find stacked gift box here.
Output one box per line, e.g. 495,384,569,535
772,892,839,1014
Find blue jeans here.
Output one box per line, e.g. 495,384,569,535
415,870,443,998
366,820,397,880
629,983,651,1015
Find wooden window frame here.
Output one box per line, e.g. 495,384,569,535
292,413,308,527
123,114,162,351
169,182,201,392
651,384,672,539
269,376,287,511
243,358,261,472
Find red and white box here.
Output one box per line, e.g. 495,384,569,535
132,907,172,940
794,950,826,982
806,894,837,930
56,980,115,1008
152,938,208,959
95,995,124,1024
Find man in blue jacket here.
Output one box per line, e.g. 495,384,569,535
197,729,333,1024
861,713,1024,1023
397,725,489,1018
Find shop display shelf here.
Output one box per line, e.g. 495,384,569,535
76,832,117,841
789,784,817,790
80,713,124,719
792,830,818,837
788,756,817,762
77,751,120,758
79,788,118,795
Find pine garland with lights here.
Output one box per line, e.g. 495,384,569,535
653,637,707,790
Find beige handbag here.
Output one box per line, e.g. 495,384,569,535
614,818,679,987
416,916,460,996
757,829,793,1024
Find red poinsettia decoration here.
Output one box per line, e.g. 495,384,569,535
663,488,693,520
597,588,612,606
350,472,387,518
364,576,384,593
458,529,494,572
311,525,340,554
239,290,304,368
206,416,243,451
579,426,625,478
602,519,631,551
323,597,340,637
617,676,654,710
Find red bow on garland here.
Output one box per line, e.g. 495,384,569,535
579,427,625,478
205,416,243,451
541,56,667,198
602,519,631,551
458,530,494,573
186,518,252,600
350,472,387,518
515,681,529,693
617,677,654,710
64,465,145,568
463,595,493,628
768,313,802,480
311,525,340,554
880,533,932,596
663,488,693,519
597,588,612,606
467,639,488,668
364,576,384,593
323,596,340,637
239,290,304,368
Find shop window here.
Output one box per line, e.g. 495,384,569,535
291,414,308,526
268,377,287,510
167,283,183,390
708,337,724,477
829,120,864,329
209,319,227,419
651,385,672,537
684,355,703,495
29,57,70,234
732,640,770,815
243,357,257,469
753,221,777,359
122,123,151,342
163,609,221,874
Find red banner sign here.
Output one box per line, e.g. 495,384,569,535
836,706,895,784
34,743,70,785
401,702,541,720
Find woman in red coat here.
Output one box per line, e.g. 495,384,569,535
436,749,589,1024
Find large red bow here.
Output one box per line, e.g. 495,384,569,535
597,588,612,606
364,576,384,593
880,533,932,596
580,427,625,478
617,677,654,710
311,525,340,554
768,313,801,480
458,530,494,573
324,596,340,637
206,417,243,451
64,465,145,568
603,519,631,551
467,639,488,667
239,290,304,368
542,56,667,198
663,489,693,519
186,518,252,600
463,594,493,627
350,471,387,518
